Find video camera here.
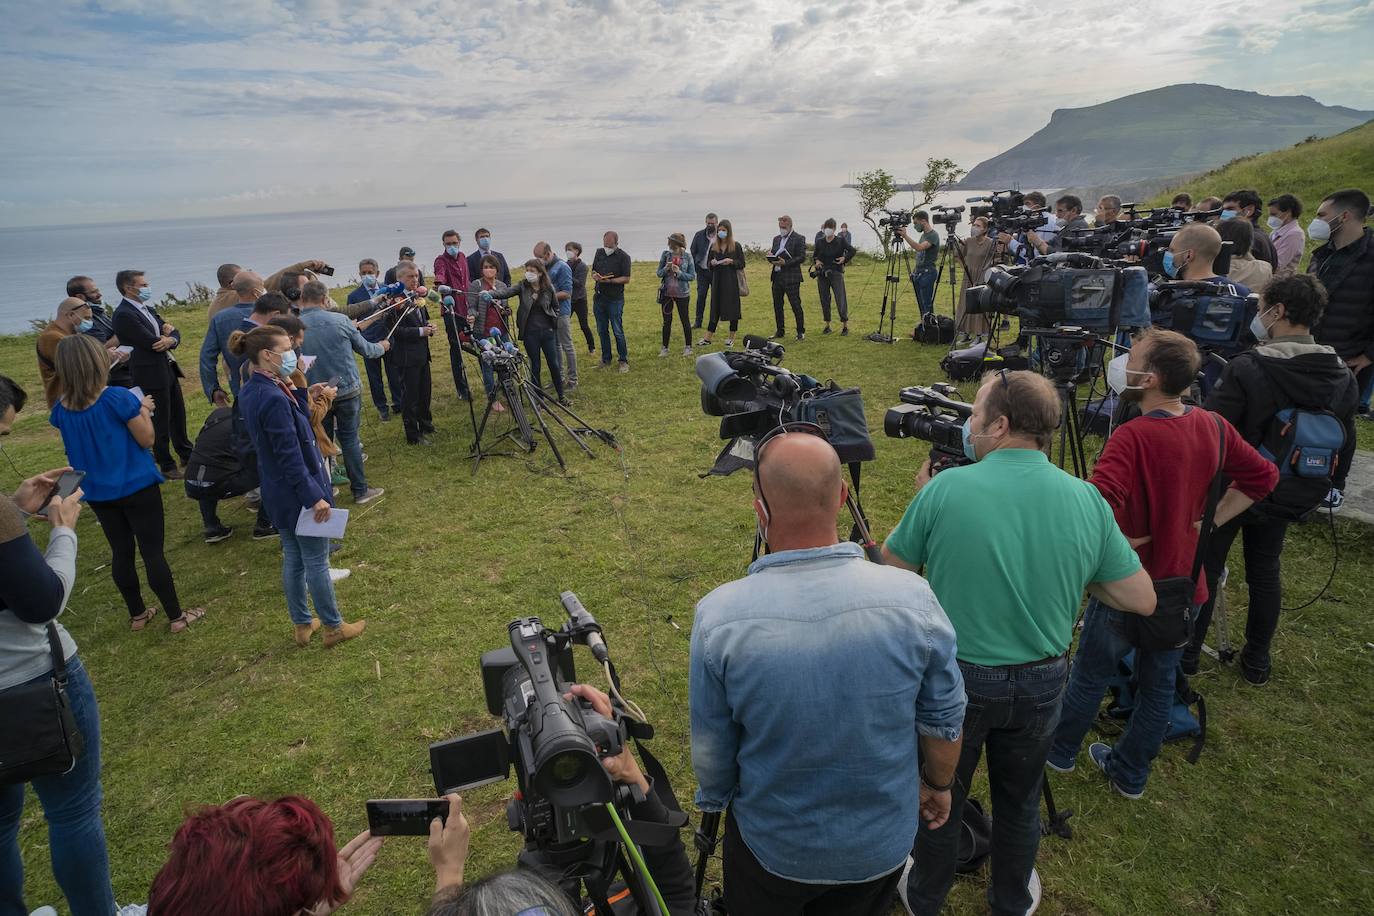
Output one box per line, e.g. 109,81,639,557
1149,280,1259,355
966,253,1149,332
884,384,975,474
878,208,913,230
931,205,964,228
966,189,1026,221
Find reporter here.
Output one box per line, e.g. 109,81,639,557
145,795,381,916
466,255,510,409
882,370,1154,915
1217,218,1273,291
699,220,745,348
954,216,996,340
50,335,204,634
1220,189,1278,269
655,233,697,356
484,259,569,404
231,325,365,648
36,297,94,408
811,218,855,335
0,375,117,916
1266,194,1306,273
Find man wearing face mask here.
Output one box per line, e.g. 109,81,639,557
1051,330,1275,799
1026,195,1086,256
767,215,808,340
1266,194,1306,273
1306,187,1374,510
536,241,577,389
811,218,856,335
882,369,1156,916
1220,190,1278,270
691,428,966,915
434,230,474,401
112,269,194,477
691,213,719,329
465,229,510,285
1188,273,1358,683
591,230,633,372
36,298,95,408
898,212,940,320
67,275,132,387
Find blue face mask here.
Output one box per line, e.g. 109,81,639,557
1219,209,1238,221
717,230,728,240
446,245,460,257
277,349,298,378
961,417,979,461
137,286,152,302
78,318,94,333
1162,250,1182,279
478,237,491,250
361,273,378,287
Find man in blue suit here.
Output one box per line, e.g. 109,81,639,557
112,269,193,477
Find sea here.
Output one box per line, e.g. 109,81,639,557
0,185,988,334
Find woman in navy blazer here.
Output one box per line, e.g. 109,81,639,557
229,325,365,648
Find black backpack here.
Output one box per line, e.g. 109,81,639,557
913,313,955,344
1252,362,1348,522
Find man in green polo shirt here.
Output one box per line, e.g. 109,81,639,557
882,369,1155,916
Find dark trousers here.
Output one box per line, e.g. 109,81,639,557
571,298,594,352
363,350,403,415
199,496,269,531
87,483,185,620
908,656,1067,916
399,361,434,443
817,271,848,323
662,297,691,348
723,814,900,916
772,282,804,334
194,462,265,530
911,266,938,317
524,326,564,398
693,267,714,327
147,378,192,471
443,312,473,399
1192,514,1290,667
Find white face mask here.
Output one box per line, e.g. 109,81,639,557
1106,352,1148,395
524,270,539,284
603,245,617,255
971,226,985,237
1250,307,1276,341
565,250,576,260
1308,217,1334,242
1266,215,1283,230
823,228,835,239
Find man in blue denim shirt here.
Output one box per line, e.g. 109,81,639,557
691,430,965,915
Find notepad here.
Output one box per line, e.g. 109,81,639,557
295,507,349,539
115,345,133,355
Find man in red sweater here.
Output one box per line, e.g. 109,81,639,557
1047,329,1276,799
433,229,472,401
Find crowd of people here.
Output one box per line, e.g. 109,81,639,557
2,183,1371,915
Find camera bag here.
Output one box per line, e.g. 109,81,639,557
1106,654,1207,762
0,624,85,786
913,313,955,344
795,384,875,464
1125,412,1225,652
1250,360,1348,522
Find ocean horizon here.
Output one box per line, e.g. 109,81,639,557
0,185,987,334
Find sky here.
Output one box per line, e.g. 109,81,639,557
2,0,1372,228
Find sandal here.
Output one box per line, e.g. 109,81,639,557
130,607,159,631
169,607,206,634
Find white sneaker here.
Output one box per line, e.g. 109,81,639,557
328,568,351,583
354,487,384,505
29,908,59,916
683,345,694,356
1026,866,1042,914
659,347,669,357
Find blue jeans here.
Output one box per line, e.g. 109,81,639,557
363,351,402,415
478,359,497,397
0,658,116,916
1359,364,1373,411
908,656,1067,916
278,529,342,628
524,326,564,397
911,266,937,317
322,392,367,499
593,294,628,364
1049,599,1184,795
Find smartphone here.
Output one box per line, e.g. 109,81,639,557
430,727,510,795
325,376,341,389
317,265,336,276
365,799,449,836
41,470,86,510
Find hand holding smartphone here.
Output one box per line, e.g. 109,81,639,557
366,799,449,836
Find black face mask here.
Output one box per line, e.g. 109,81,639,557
285,286,301,301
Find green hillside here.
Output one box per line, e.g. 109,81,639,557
1146,119,1374,221
961,83,1372,191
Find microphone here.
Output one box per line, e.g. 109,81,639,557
561,591,609,664
369,281,407,302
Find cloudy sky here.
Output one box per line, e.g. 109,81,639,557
3,0,1372,227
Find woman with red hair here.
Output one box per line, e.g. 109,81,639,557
146,795,381,916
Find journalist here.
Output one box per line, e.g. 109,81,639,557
347,258,404,421
691,213,718,329
536,242,578,389
199,270,266,406
1190,273,1359,683
812,218,856,335
954,216,997,341
1266,194,1307,273
1093,195,1123,227
66,275,132,388
1220,190,1278,270
692,429,965,915
209,258,328,318
1217,218,1273,292
1164,223,1249,292
428,685,696,916
898,211,940,319
767,215,808,340
434,229,473,402
882,369,1155,915
699,220,745,349
565,241,595,354
36,298,93,408
1030,195,1087,255
1307,187,1373,512
591,231,632,372
299,280,388,506
0,375,117,916
484,259,570,405
467,255,510,409
656,233,697,356
1049,330,1276,799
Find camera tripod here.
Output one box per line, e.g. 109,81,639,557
469,353,619,475
1023,327,1118,479
866,231,914,344
519,827,668,916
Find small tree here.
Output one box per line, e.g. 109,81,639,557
854,158,964,251
910,157,965,210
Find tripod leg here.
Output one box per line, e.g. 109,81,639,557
529,387,596,457
524,385,567,470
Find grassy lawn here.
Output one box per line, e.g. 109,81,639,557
2,255,1371,915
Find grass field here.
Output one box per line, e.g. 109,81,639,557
2,255,1372,915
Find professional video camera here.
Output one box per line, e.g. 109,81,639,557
931,205,964,228
428,593,684,912
966,252,1149,332
1149,279,1259,355
966,189,1026,221
878,208,913,230
884,384,975,474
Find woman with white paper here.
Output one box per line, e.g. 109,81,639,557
229,325,365,648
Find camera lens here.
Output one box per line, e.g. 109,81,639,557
547,750,588,789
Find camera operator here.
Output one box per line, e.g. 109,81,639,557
209,258,329,319
881,370,1155,915
1217,218,1273,292
1049,330,1276,799
692,429,965,915
1172,192,1193,211
955,216,997,341
1093,195,1123,227
1187,274,1360,683
811,218,856,335
898,211,940,319
428,684,695,916
767,215,808,340
995,192,1059,264
1029,195,1086,256
1220,190,1278,270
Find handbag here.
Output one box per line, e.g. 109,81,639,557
737,264,750,298
0,624,86,785
1125,413,1226,651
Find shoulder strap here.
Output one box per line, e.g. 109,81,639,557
1191,413,1227,583
46,622,69,686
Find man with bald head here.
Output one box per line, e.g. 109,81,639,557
36,298,95,407
201,270,267,405
691,427,966,914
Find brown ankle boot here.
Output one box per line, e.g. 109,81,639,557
323,620,366,647
293,618,322,647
